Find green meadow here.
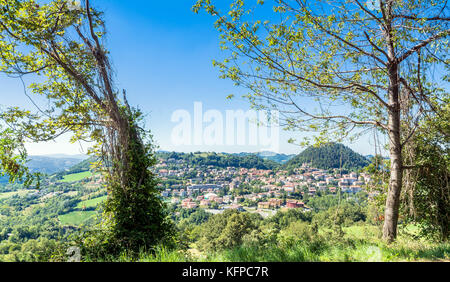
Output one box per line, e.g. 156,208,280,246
60,171,93,183
76,195,107,209
58,211,97,226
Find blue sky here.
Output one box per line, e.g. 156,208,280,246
0,0,380,156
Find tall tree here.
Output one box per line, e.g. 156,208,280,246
0,0,172,255
194,0,449,241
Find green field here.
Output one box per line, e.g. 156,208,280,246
60,171,93,183
0,191,19,200
58,194,106,226
76,195,107,209
58,211,97,226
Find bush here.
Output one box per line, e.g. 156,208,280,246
197,210,261,252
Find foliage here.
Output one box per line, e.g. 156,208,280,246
402,98,450,241
277,221,324,254
312,203,367,230
307,192,368,212
363,154,390,224
196,209,261,252
266,208,312,229
83,106,176,258
0,127,41,188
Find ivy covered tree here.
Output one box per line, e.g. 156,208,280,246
0,0,173,256
194,0,449,242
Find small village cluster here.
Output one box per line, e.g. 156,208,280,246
156,157,372,214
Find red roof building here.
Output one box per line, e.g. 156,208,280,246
286,200,304,209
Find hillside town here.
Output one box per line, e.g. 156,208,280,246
155,157,372,217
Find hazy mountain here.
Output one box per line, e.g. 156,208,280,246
54,156,97,177
0,155,89,184
33,154,89,160
233,151,295,164
26,156,89,175
0,176,9,184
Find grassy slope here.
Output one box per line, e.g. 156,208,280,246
75,195,107,209
58,211,97,225
60,171,93,183
127,224,449,262
56,172,99,225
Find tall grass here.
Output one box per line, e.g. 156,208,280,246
212,243,321,262
138,246,191,262
200,239,449,262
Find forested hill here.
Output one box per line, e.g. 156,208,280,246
284,143,370,171
0,155,89,183
157,152,280,170
27,156,88,175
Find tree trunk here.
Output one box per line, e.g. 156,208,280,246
383,62,403,242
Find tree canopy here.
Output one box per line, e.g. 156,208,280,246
0,0,173,257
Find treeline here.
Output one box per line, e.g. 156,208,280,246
157,152,280,170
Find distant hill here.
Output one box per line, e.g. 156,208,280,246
284,143,370,171
0,155,90,184
0,176,9,184
27,156,90,175
35,154,88,160
233,151,295,164
54,156,97,178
